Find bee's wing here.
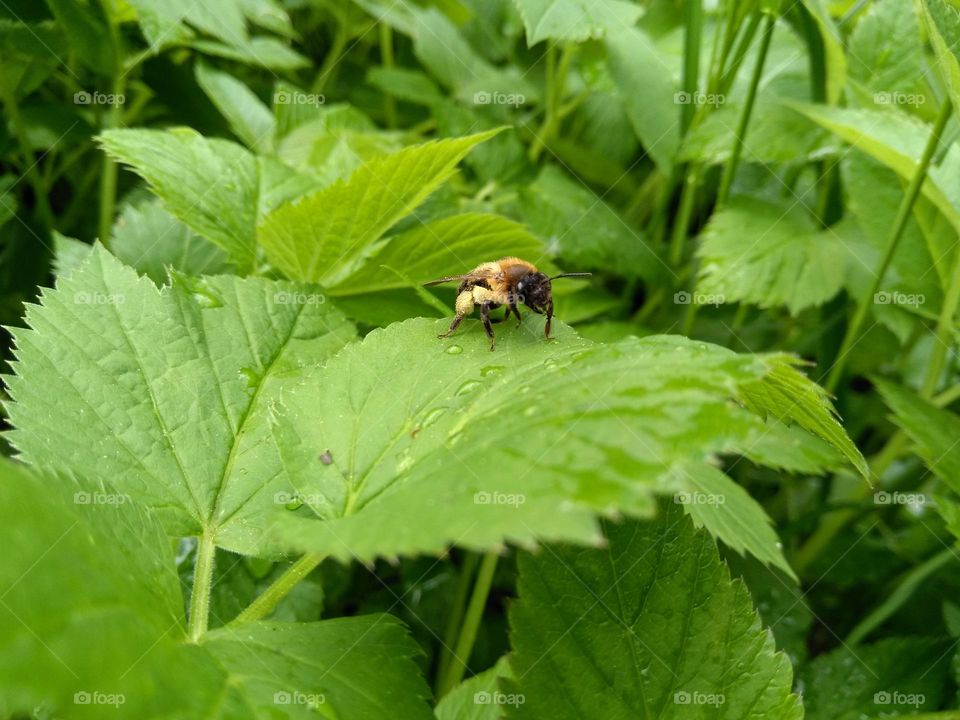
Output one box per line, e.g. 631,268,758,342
423,272,486,287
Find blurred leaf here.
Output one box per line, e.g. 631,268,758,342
512,0,642,44
435,657,513,720
798,0,847,103
503,507,803,719
696,196,847,315
519,166,665,281
43,0,115,75
99,128,260,271
111,196,234,283
606,26,680,173
258,130,501,284
848,0,925,97
802,637,951,719
6,247,357,555
917,0,960,116
329,213,545,296
195,62,276,154
0,20,63,99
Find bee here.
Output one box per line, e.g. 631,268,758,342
424,257,591,351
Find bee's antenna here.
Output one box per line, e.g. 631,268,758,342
549,272,592,280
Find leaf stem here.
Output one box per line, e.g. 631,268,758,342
97,13,124,247
188,530,217,641
681,0,703,134
435,551,498,697
716,12,775,207
233,552,325,624
380,23,397,128
846,546,956,645
434,552,479,695
920,241,960,398
826,99,953,392
529,44,574,161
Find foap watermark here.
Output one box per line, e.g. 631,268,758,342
674,491,725,507
674,91,725,107
874,691,924,708
474,490,526,507
474,691,525,707
74,90,125,106
74,491,129,506
473,90,526,107
74,291,125,305
274,491,328,508
874,291,924,307
273,690,326,707
874,491,928,507
274,90,325,107
674,691,725,707
273,291,325,305
674,290,724,307
874,91,925,108
74,691,125,707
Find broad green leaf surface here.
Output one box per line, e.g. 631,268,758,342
258,130,501,285
503,507,803,719
519,166,665,282
434,657,513,720
5,247,357,555
606,26,680,174
195,62,276,154
0,20,63,99
99,128,260,271
512,0,643,45
111,196,234,284
696,196,848,315
0,459,434,719
329,213,546,296
44,0,116,75
802,637,951,719
875,379,960,488
268,319,858,569
848,0,925,98
791,104,960,234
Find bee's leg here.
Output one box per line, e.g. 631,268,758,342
544,299,554,339
507,301,522,326
480,302,496,351
438,290,473,338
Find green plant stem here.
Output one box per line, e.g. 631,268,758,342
681,0,703,134
313,22,349,94
717,12,774,207
380,23,397,128
436,551,498,698
920,244,960,397
97,15,124,247
719,11,762,96
188,530,216,641
670,172,699,265
826,100,953,392
846,546,956,645
233,552,325,624
434,552,479,694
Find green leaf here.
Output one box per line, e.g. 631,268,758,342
5,246,357,555
99,128,260,271
329,213,546,296
0,458,435,718
0,20,63,99
798,0,847,104
512,0,643,45
267,322,854,569
519,166,665,281
695,196,848,314
917,0,960,116
606,26,680,174
665,462,796,580
802,637,951,719
258,130,501,284
111,196,234,283
875,378,960,489
791,103,960,234
195,62,276,154
741,355,869,479
435,657,513,720
849,0,925,97
503,506,803,719
43,0,116,75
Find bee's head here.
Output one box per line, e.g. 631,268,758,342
516,272,552,313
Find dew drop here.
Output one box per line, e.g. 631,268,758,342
319,449,333,465
285,495,303,510
238,367,258,388
421,407,447,428
395,449,414,474
445,345,463,355
456,380,482,396
480,365,505,377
